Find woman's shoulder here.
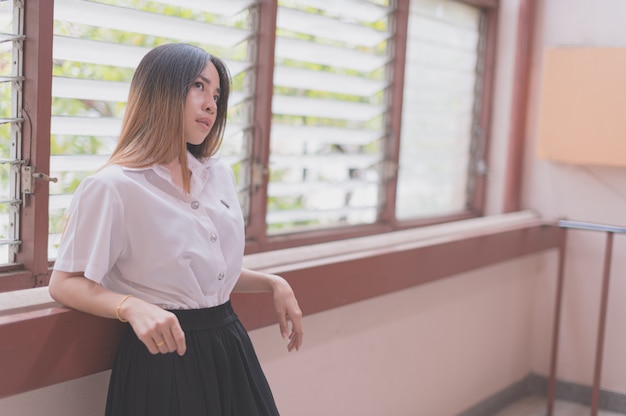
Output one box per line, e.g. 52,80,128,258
76,165,130,194
98,163,163,181
67,165,127,212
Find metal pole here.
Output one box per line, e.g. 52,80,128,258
547,226,567,416
590,232,614,416
549,220,626,415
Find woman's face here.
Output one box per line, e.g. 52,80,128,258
183,61,220,146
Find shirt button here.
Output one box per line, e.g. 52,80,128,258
190,200,200,209
210,233,218,242
217,272,225,281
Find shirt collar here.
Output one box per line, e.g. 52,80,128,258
120,152,220,193
119,152,219,173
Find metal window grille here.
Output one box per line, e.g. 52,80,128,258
0,0,25,265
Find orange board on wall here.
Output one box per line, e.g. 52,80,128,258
537,47,626,166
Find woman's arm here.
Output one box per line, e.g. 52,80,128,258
233,269,303,352
49,270,186,355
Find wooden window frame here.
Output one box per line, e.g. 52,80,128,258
0,0,512,291
1,0,54,292
244,0,502,253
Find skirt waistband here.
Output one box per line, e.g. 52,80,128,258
168,300,238,332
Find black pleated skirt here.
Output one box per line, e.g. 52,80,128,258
105,301,279,416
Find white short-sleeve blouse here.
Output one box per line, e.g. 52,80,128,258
54,153,245,309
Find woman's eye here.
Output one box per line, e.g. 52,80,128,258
213,95,220,103
194,82,203,89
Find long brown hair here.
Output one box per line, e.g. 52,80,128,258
107,43,231,192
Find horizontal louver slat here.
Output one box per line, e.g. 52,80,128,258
51,116,246,139
277,8,389,48
50,154,109,172
49,194,73,211
273,66,386,97
407,14,480,51
52,36,249,76
270,154,380,170
288,0,388,23
51,116,121,136
270,125,382,146
268,179,376,196
52,77,129,102
54,0,251,48
275,38,388,72
411,0,481,30
154,0,256,16
406,40,479,71
53,36,149,68
272,96,384,121
266,207,377,225
51,76,248,107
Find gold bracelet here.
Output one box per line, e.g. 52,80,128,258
115,294,133,323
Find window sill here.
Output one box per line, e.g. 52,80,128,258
0,210,561,398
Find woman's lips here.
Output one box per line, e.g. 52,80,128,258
197,118,212,130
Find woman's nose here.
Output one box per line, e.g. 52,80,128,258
205,98,216,114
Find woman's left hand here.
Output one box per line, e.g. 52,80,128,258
271,276,303,352
234,269,304,352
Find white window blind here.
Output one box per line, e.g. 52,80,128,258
268,0,392,233
396,0,484,219
0,0,23,265
49,0,257,258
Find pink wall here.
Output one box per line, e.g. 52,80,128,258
525,0,626,394
253,255,554,415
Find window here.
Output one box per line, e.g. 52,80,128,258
0,0,23,265
49,0,258,258
397,0,487,219
0,0,499,290
268,0,392,233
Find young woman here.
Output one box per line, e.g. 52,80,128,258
49,43,303,416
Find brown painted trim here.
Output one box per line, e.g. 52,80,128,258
245,0,277,246
247,211,480,254
238,222,560,328
463,0,499,8
470,6,499,213
0,222,560,399
16,0,54,280
0,270,36,292
379,0,409,225
503,0,537,212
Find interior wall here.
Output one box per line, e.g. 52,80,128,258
525,0,626,394
255,255,556,416
0,254,554,416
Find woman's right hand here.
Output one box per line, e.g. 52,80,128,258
49,270,186,356
118,296,187,356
